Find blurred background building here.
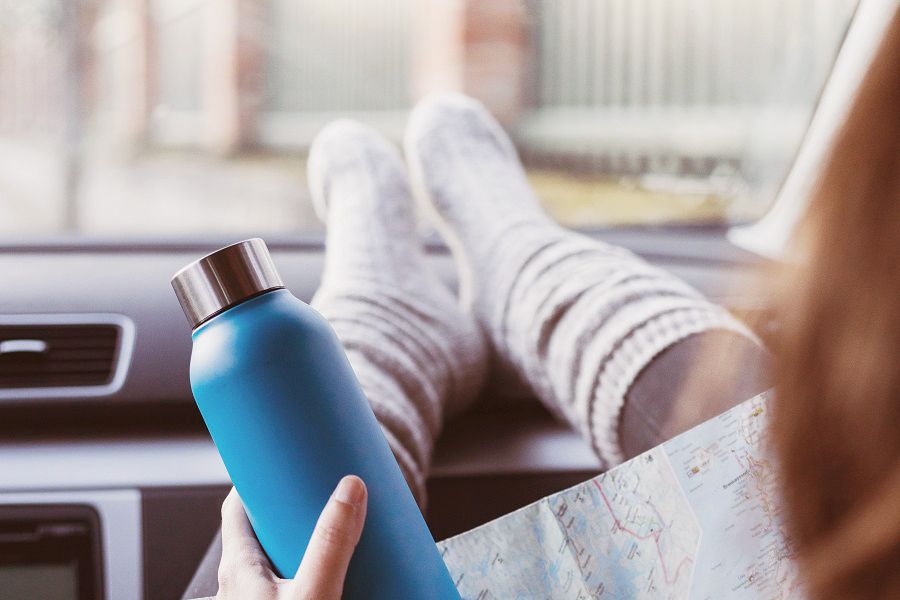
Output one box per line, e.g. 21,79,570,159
0,0,858,236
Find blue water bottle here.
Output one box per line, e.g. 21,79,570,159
171,239,460,599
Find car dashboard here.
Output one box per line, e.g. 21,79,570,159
0,229,765,599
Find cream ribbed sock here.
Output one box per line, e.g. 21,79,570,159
405,94,758,467
308,120,488,506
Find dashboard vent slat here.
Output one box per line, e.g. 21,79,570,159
0,324,120,389
40,349,117,361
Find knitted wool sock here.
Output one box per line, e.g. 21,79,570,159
405,94,758,467
308,120,488,506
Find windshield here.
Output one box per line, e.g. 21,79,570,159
0,0,858,239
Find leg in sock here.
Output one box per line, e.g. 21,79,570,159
405,94,766,467
621,331,770,457
308,120,488,504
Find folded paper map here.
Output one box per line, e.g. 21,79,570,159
438,391,804,599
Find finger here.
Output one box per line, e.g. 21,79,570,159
293,476,367,598
220,488,263,562
218,488,275,595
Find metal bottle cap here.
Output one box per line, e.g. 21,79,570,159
171,238,284,329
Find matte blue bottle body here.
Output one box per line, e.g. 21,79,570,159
189,289,460,599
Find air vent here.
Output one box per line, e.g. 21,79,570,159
0,314,134,399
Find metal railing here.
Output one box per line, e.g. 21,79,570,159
523,0,859,174
534,0,857,110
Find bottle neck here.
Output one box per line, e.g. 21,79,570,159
191,287,287,334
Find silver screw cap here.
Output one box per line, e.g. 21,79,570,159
171,238,284,329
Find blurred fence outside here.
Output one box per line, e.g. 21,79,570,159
539,0,852,110
0,0,859,234
1,0,857,170
523,0,857,178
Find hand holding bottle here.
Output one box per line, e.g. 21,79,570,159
216,476,368,600
174,239,460,598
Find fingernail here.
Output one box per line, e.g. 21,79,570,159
332,475,366,506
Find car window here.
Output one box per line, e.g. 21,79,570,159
0,0,858,238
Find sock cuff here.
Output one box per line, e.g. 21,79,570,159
588,303,759,467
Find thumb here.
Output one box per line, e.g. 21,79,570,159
293,475,367,599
